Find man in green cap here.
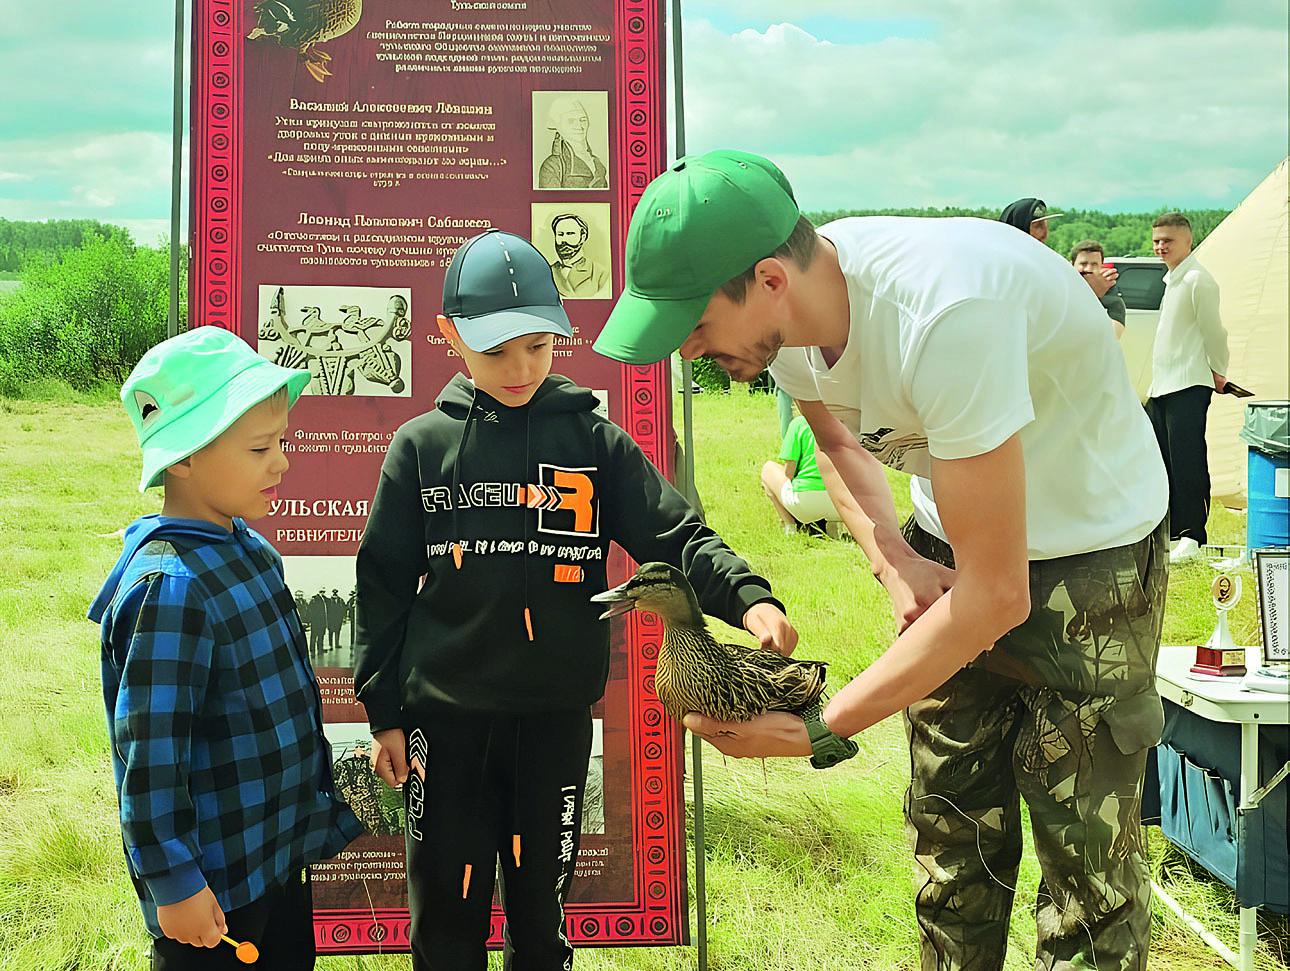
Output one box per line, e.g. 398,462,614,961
595,150,1171,971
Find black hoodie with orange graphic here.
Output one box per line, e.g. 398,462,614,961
353,373,781,732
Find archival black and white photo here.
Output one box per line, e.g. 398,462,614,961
282,555,357,669
582,718,604,835
326,723,405,837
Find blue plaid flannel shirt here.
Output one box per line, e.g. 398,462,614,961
90,515,362,936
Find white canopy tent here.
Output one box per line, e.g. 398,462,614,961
1195,158,1289,507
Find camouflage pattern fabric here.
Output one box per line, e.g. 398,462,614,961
332,751,405,836
901,517,1168,971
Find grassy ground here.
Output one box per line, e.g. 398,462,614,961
0,391,1285,970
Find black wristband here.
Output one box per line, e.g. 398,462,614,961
801,699,858,770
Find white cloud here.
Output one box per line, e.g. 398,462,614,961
2,131,175,208
5,0,1286,226
678,10,1288,211
0,130,184,243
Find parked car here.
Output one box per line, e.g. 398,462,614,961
1103,255,1167,401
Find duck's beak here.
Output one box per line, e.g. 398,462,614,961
591,581,637,620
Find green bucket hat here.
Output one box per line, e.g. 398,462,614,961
593,149,800,365
121,326,310,491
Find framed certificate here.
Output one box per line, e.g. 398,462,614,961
1253,548,1289,664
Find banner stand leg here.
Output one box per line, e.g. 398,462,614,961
671,3,705,965
692,731,708,971
168,0,185,338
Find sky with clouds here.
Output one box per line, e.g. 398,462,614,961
1,0,1285,245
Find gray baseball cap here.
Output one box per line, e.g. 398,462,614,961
442,229,573,351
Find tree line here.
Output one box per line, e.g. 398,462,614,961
0,205,1232,398
804,205,1230,259
0,217,135,273
0,221,183,396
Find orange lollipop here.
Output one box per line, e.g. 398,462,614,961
221,934,260,964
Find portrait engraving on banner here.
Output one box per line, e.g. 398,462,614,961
531,203,612,300
532,90,610,190
257,284,412,396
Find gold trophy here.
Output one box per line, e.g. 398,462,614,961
1190,574,1247,677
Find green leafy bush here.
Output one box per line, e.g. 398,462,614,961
0,235,182,396
691,356,731,393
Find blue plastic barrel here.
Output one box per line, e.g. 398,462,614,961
1242,401,1290,552
1248,448,1289,549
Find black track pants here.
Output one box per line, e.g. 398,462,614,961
150,869,314,971
403,708,592,971
1145,385,1213,544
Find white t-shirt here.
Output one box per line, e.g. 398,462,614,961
769,216,1167,560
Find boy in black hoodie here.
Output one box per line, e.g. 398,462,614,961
354,229,795,969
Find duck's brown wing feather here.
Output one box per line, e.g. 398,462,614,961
718,640,829,716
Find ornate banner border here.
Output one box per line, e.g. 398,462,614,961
191,0,683,951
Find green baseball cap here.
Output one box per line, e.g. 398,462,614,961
121,326,310,491
593,149,800,365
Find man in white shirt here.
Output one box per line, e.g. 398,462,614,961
595,150,1169,971
1147,212,1229,562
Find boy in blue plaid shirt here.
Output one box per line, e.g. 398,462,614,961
89,327,362,970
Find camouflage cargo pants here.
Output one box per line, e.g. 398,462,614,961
902,517,1168,971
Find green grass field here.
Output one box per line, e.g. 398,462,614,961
0,390,1285,970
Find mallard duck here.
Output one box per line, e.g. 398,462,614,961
592,562,828,722
247,0,362,82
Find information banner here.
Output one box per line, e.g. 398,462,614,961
191,0,681,952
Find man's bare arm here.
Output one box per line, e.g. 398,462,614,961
823,434,1031,737
799,399,954,631
687,434,1032,758
798,399,908,575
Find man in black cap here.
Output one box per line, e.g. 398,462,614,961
998,197,1063,245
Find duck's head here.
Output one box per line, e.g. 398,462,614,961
248,1,296,40
591,562,702,626
338,304,361,316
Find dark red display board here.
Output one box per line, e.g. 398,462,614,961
190,0,681,952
